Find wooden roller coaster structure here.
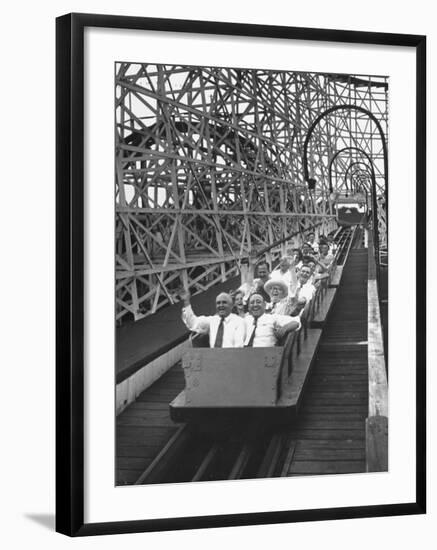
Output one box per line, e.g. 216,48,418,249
115,64,388,323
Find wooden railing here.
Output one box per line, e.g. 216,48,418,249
365,229,388,472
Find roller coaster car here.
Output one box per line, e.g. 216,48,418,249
169,325,322,424
336,200,367,227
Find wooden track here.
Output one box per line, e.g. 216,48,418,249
285,249,369,475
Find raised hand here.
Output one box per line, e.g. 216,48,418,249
180,289,191,306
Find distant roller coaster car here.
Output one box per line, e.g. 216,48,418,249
335,195,367,226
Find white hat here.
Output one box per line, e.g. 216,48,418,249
264,279,288,297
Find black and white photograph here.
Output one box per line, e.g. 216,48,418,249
114,63,389,486
0,0,431,544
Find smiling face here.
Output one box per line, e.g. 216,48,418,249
269,284,286,303
299,265,312,284
233,291,244,308
255,263,270,281
248,293,266,318
319,243,329,256
215,293,233,318
307,260,316,273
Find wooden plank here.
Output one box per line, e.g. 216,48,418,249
305,390,368,399
116,425,177,437
117,427,178,447
300,412,366,420
313,365,368,372
368,279,388,417
117,457,154,470
294,449,365,460
295,439,365,450
117,417,176,428
121,408,173,419
310,373,368,381
290,429,365,440
307,382,369,391
136,393,180,403
303,398,368,407
300,405,368,414
116,445,162,458
289,461,366,475
126,402,170,410
297,419,365,430
366,416,388,472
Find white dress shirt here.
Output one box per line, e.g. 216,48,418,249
289,280,316,304
181,305,246,348
244,313,301,347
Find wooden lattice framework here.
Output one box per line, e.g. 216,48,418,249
115,64,388,322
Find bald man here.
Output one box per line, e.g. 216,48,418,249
181,291,246,348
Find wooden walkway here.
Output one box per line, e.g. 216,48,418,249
116,365,185,484
286,249,369,475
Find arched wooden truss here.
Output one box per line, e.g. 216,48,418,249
115,64,388,322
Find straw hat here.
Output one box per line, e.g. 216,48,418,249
264,279,288,297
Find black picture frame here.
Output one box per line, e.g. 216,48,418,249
56,12,426,537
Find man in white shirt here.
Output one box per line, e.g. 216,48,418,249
291,264,316,303
242,260,271,304
270,255,295,288
181,291,246,348
244,293,300,347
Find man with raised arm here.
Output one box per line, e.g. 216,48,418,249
181,290,246,348
270,255,295,288
244,293,301,347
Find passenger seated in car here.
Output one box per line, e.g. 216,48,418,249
244,293,300,347
307,231,319,253
264,279,306,317
270,255,295,288
181,290,246,348
246,260,271,303
318,241,334,269
230,288,247,318
290,263,316,302
300,253,331,287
